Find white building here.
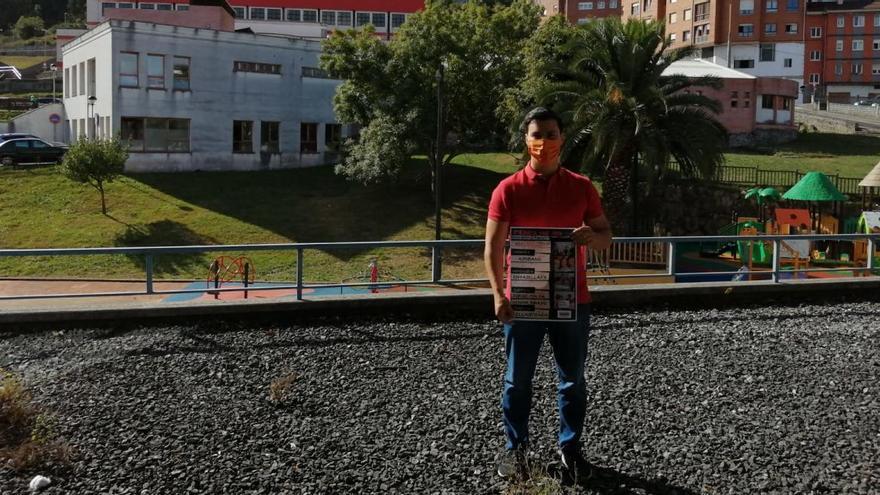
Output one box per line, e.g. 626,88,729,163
62,19,346,172
699,42,805,90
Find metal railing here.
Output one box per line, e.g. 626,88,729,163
666,162,865,196
0,234,877,302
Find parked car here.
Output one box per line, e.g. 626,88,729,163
0,138,67,167
0,133,39,142
853,98,880,107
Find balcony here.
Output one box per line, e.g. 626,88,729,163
695,34,711,43
695,13,709,21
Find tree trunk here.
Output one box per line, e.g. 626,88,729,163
603,160,631,236
99,183,107,215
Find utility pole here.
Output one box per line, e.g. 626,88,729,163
432,63,445,282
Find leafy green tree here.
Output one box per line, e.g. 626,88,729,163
61,138,128,215
536,18,728,234
336,112,416,184
321,0,542,191
14,15,44,39
0,0,32,33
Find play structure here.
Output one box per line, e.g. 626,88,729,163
207,256,256,299
679,171,880,283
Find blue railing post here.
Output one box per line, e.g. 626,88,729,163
296,247,303,301
771,239,781,283
145,254,154,294
667,241,677,277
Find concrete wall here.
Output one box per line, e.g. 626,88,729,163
103,5,235,31
826,102,880,119
7,103,67,143
795,109,858,134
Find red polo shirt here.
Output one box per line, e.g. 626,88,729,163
488,164,604,304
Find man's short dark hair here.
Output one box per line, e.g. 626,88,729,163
520,107,563,133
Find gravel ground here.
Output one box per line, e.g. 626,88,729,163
1,301,879,494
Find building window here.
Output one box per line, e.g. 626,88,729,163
810,27,822,38
71,64,77,95
738,24,754,37
874,39,880,50
598,1,606,9
630,2,640,15
683,8,691,20
765,23,776,35
79,62,85,95
784,58,792,67
156,3,171,10
683,30,691,41
610,0,618,7
782,98,791,111
371,13,386,27
64,68,70,98
854,15,865,27
117,2,132,8
740,0,753,14
173,56,190,91
694,2,709,20
837,16,845,28
261,121,280,153
809,73,820,84
577,17,590,24
234,61,282,75
670,33,677,42
286,9,300,22
578,1,594,9
810,50,821,61
785,23,797,34
786,0,797,10
669,12,677,23
872,63,880,75
302,9,317,23
759,43,775,62
120,117,190,152
836,39,844,51
140,3,154,9
302,66,331,79
250,8,265,20
321,10,336,25
232,6,244,18
301,123,318,154
853,39,865,51
835,63,843,75
731,99,738,108
766,0,777,11
101,2,115,15
120,52,138,87
734,59,755,69
391,13,406,28
853,63,864,75
266,8,281,21
761,95,774,109
233,120,253,153
875,14,880,27
147,54,164,89
325,123,342,151
337,11,352,26
176,4,188,11
356,12,371,26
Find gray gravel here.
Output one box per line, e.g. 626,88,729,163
1,301,878,494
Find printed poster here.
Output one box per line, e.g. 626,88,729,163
509,227,577,321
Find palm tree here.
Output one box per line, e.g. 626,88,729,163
539,18,728,235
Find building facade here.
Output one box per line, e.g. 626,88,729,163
62,18,346,172
535,0,623,23
622,0,806,90
663,59,799,145
805,0,880,102
87,0,424,38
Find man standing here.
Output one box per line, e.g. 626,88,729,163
484,107,612,480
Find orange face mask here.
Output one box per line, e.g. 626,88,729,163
526,137,562,166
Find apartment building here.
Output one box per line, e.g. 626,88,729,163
805,0,880,102
535,0,622,24
622,0,805,89
87,0,423,38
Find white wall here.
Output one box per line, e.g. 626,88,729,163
712,42,804,87
63,20,344,172
8,103,67,143
756,105,775,124
776,109,791,123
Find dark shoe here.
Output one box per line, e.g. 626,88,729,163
559,445,592,481
497,446,529,479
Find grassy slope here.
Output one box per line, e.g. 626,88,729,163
0,56,52,70
0,132,876,281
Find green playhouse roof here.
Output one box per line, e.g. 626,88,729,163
783,172,848,202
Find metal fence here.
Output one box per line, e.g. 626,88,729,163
668,163,864,196
0,234,876,302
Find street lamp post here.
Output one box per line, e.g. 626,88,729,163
87,96,97,139
432,63,444,282
50,64,57,101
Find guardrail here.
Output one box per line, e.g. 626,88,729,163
667,162,865,196
0,234,876,301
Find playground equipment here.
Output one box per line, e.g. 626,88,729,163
341,259,406,293
853,211,880,271
207,256,255,299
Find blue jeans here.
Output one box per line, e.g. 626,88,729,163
501,304,591,450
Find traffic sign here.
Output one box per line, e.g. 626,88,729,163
49,113,61,124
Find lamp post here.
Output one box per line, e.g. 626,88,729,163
432,63,445,282
50,64,58,101
87,95,97,139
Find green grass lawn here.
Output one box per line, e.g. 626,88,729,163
725,132,880,178
0,56,52,70
0,153,521,281
0,132,876,282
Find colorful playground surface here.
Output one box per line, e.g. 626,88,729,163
162,281,435,303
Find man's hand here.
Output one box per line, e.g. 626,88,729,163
494,294,514,324
571,226,595,246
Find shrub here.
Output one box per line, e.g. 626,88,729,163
14,16,45,40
